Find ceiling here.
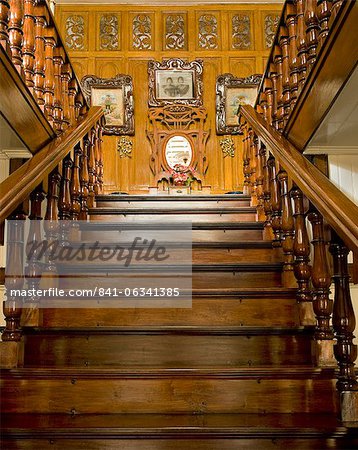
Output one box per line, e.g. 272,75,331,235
56,0,284,4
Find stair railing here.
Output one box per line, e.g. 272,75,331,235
1,0,88,134
0,1,106,357
255,0,351,134
239,103,358,421
0,106,104,345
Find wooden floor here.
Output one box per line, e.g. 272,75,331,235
1,195,357,449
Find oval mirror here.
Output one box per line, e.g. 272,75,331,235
165,135,193,170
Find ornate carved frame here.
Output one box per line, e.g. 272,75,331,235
81,74,134,135
148,58,204,107
216,73,262,135
146,105,210,187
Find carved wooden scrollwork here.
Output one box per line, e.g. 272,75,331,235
81,74,134,135
148,58,203,107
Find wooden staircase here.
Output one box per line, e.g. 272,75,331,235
1,194,357,449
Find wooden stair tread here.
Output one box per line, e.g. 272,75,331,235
2,413,354,437
80,221,265,229
96,195,251,201
23,326,313,335
2,366,335,379
89,207,256,214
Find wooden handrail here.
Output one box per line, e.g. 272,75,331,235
239,104,358,253
0,106,103,223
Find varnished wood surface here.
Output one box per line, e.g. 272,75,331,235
39,289,299,328
3,413,358,449
239,104,358,253
88,208,257,223
0,106,103,222
23,328,313,367
0,44,55,153
96,196,251,209
0,366,338,414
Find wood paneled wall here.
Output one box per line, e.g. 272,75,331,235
56,4,282,193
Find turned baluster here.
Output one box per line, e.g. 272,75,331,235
0,0,10,49
68,79,77,125
331,0,343,19
278,170,295,282
79,137,90,220
269,66,279,130
75,92,87,120
53,47,64,133
268,156,282,246
61,63,72,129
25,184,45,304
93,125,101,196
308,208,333,341
44,168,60,281
70,143,82,221
43,32,55,122
291,186,312,306
2,207,27,342
33,5,47,106
8,0,24,71
279,26,291,124
97,124,104,194
58,155,73,250
249,131,258,206
256,141,266,221
88,131,96,208
296,0,308,91
263,79,273,126
329,234,357,391
304,0,320,70
242,134,251,195
262,148,273,239
273,47,284,131
59,155,72,221
22,0,35,88
286,3,299,107
259,92,268,123
317,0,332,46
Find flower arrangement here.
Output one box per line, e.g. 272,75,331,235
169,164,198,187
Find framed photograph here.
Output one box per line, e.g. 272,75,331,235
148,58,203,107
216,73,262,135
81,74,134,135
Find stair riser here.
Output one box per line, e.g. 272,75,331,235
81,229,264,242
40,297,299,327
24,334,312,367
96,199,252,208
62,247,281,266
2,438,356,450
55,271,282,289
89,213,257,223
0,378,337,414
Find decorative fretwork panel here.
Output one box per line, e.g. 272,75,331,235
264,14,280,48
164,14,186,50
231,14,251,50
198,14,218,50
99,14,119,51
65,15,85,50
132,14,152,50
